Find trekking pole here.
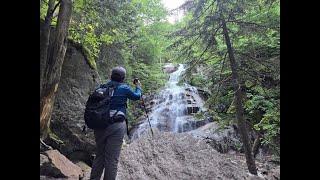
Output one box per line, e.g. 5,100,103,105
133,78,153,136
141,96,154,136
134,78,154,136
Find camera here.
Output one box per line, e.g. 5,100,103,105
133,78,139,84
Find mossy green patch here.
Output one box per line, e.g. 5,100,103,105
48,128,64,145
68,38,97,70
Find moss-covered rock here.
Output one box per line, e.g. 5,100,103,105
68,39,97,70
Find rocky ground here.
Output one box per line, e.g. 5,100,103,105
117,130,279,180
40,129,279,180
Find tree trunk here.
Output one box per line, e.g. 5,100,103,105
40,0,72,137
252,134,262,158
40,0,55,97
220,17,258,174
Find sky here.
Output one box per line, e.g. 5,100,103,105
161,0,186,24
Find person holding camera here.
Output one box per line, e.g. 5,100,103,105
90,66,142,180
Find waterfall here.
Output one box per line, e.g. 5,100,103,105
131,64,205,139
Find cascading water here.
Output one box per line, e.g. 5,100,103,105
131,64,205,139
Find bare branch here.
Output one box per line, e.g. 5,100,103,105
227,20,269,28
187,0,217,28
182,42,212,75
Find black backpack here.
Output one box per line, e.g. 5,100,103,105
84,83,118,129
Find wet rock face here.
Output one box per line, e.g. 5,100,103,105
196,88,210,101
187,106,200,114
131,65,210,139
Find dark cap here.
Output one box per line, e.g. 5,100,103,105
111,66,126,82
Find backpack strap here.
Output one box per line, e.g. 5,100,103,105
106,82,123,96
97,83,120,97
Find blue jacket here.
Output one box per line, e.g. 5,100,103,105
105,80,142,115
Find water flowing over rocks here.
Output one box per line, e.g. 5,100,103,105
131,64,209,139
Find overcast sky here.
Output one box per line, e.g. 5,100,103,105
161,0,186,23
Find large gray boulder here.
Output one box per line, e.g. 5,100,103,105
189,122,243,153
49,41,101,165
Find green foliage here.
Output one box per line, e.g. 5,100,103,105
66,0,171,90
253,104,280,147
130,62,167,94
40,0,60,25
189,74,207,88
235,141,243,152
245,95,275,115
40,0,48,20
48,128,64,145
170,0,280,156
82,46,97,69
132,0,167,23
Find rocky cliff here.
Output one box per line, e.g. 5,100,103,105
43,40,101,166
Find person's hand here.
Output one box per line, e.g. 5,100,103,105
133,78,141,87
135,80,141,87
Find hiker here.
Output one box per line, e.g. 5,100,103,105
90,66,142,180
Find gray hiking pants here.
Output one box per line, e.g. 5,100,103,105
90,120,126,180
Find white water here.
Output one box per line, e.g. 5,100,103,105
131,64,205,139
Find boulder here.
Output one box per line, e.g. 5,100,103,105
48,40,100,163
162,63,178,73
40,150,83,179
189,122,243,153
